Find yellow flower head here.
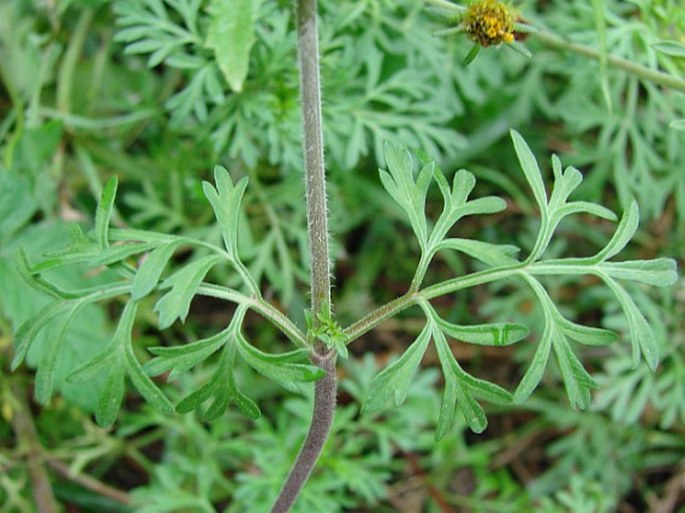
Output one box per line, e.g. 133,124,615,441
463,0,515,47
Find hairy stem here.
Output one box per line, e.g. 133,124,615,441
297,0,331,320
535,30,685,94
270,1,337,510
270,351,337,512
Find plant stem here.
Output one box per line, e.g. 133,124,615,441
270,351,337,513
270,1,337,511
534,30,685,94
46,458,131,505
296,0,331,321
344,265,523,342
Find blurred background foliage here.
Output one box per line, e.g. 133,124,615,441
1,0,683,511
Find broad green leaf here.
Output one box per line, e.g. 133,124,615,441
432,238,520,267
432,313,529,347
131,241,183,299
600,258,678,287
362,324,432,413
12,300,72,370
145,327,231,378
0,173,37,240
96,366,126,428
206,0,260,93
154,255,222,329
559,318,617,346
670,119,685,131
202,167,248,259
95,177,118,248
236,334,324,391
651,40,685,57
605,278,660,371
510,130,547,215
591,200,639,263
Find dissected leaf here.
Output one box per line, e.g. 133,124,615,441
202,167,249,259
96,366,126,428
511,130,547,215
590,200,639,263
431,311,529,347
95,177,118,248
131,241,183,299
362,324,432,413
604,278,660,371
154,255,223,329
236,333,324,391
145,327,231,378
600,258,677,287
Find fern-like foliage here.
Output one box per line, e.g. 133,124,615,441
361,130,677,437
12,167,319,427
112,0,469,172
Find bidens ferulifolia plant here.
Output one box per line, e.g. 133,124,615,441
10,0,679,511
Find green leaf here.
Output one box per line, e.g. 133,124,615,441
176,369,222,414
88,242,157,267
463,43,480,65
590,200,639,263
206,0,260,93
553,336,596,410
67,345,118,384
131,241,182,299
510,130,547,215
559,318,617,346
145,327,231,378
96,366,126,428
604,278,660,371
34,301,91,404
0,173,38,240
651,40,685,57
514,323,553,403
120,301,173,414
95,177,118,248
11,300,73,371
599,259,678,287
202,167,248,259
431,312,529,347
670,119,685,131
154,255,223,329
432,238,520,267
433,329,490,434
362,324,432,413
176,344,261,420
380,141,430,248
236,334,324,391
